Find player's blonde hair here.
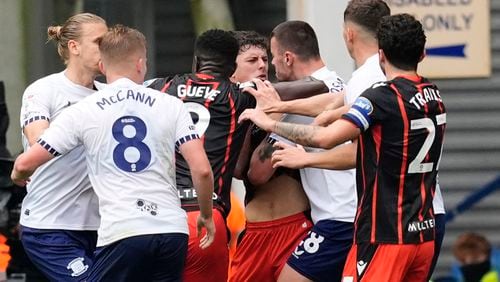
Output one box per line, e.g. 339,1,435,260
99,24,146,65
47,13,106,64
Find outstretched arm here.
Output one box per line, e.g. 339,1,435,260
271,140,357,170
11,143,54,186
239,106,360,150
314,104,351,126
245,79,344,116
179,139,215,249
273,77,329,101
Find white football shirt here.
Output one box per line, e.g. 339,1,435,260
38,78,198,246
19,71,99,230
272,68,357,223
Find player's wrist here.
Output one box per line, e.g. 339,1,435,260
277,101,288,113
271,120,278,133
199,206,213,219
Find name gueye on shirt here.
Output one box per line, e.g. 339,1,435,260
150,73,256,215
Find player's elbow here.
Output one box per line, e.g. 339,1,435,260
315,134,335,150
194,165,214,182
13,156,34,176
247,169,268,186
191,162,214,189
247,159,274,186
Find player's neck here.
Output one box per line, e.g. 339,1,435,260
65,65,96,89
196,61,229,77
384,64,418,81
106,72,144,85
294,58,325,80
353,40,378,68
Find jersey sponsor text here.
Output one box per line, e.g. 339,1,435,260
407,218,435,233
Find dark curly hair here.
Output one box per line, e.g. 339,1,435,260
194,29,239,75
377,13,426,71
344,0,391,37
230,30,268,53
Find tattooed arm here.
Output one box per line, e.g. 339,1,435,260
247,136,278,186
238,108,361,149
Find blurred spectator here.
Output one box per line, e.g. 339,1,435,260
0,81,11,159
452,232,499,282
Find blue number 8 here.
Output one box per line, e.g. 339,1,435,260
112,116,151,172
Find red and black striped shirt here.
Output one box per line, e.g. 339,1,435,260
342,75,446,244
150,73,256,215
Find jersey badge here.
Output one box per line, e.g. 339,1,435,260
356,260,367,276
136,199,159,216
67,257,89,277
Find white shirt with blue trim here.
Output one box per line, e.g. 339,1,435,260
20,71,100,230
39,78,198,246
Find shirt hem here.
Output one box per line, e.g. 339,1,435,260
97,228,189,247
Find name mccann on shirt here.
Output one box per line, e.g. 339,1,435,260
409,87,442,110
177,84,220,101
96,89,157,110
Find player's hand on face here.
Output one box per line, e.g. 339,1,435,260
243,79,282,113
196,215,215,249
271,141,308,169
238,108,275,132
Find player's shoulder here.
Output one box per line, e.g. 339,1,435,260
144,85,184,106
24,72,64,97
362,81,393,96
320,69,346,93
144,76,174,91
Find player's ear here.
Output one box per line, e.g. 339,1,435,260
192,56,199,73
98,60,106,76
68,39,79,56
419,50,426,62
345,26,354,43
284,52,294,66
378,49,386,64
137,57,147,76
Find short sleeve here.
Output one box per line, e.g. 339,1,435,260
38,105,83,156
20,85,52,128
174,100,200,150
341,83,391,131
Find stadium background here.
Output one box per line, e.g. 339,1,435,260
0,0,499,278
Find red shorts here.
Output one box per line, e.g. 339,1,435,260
228,212,313,282
341,241,434,282
183,208,229,282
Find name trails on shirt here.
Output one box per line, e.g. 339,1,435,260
409,87,442,110
96,90,156,110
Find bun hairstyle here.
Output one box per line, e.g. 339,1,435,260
46,13,106,64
